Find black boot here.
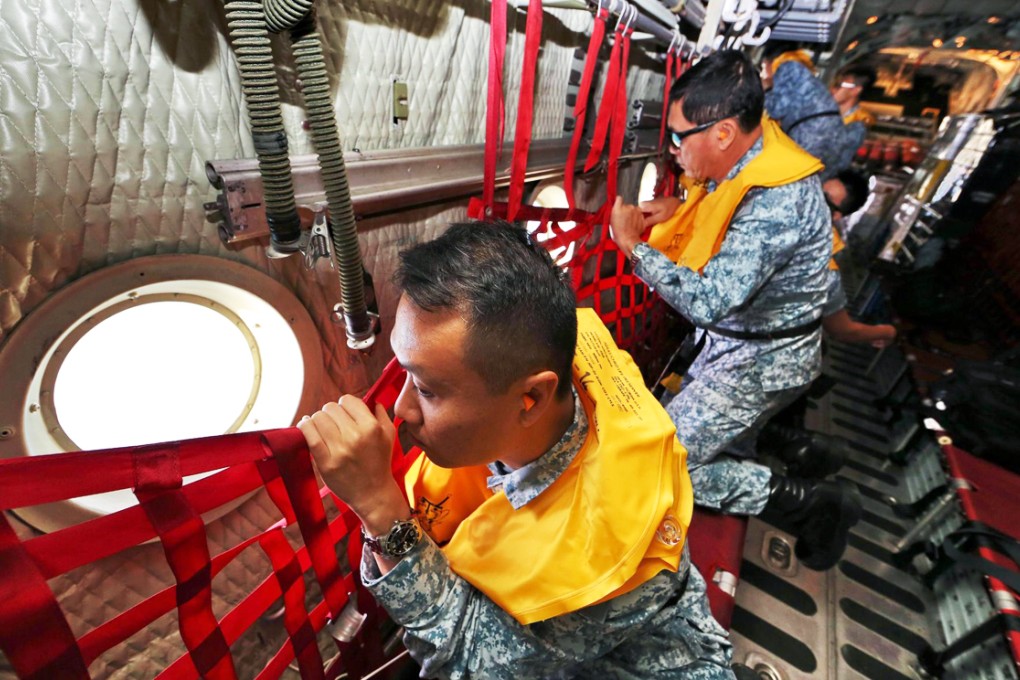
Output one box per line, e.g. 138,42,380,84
760,424,848,479
763,474,862,571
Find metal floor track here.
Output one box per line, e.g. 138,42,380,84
729,342,982,680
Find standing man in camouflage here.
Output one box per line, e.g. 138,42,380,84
611,50,861,571
761,43,862,179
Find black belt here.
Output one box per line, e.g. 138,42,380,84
706,317,822,341
651,318,821,399
785,109,841,133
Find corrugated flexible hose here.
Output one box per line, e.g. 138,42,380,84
223,0,302,252
288,12,373,347
228,0,372,349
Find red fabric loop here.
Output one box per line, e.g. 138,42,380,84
659,51,674,150
564,8,609,210
605,25,632,210
482,0,508,213
584,24,624,174
507,0,544,221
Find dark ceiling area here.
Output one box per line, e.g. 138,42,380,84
840,0,1020,56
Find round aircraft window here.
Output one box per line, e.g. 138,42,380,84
52,299,260,451
638,161,659,204
528,182,577,266
0,255,323,531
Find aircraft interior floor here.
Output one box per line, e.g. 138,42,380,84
729,341,1020,680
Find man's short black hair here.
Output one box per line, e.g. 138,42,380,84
396,221,577,399
834,169,870,215
839,64,876,92
669,49,763,134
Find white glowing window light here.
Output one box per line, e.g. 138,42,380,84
527,184,577,266
23,280,305,518
638,162,659,204
54,301,257,450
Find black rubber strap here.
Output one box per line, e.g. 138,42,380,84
706,317,822,341
785,110,842,133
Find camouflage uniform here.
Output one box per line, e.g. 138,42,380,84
363,391,735,679
823,268,847,317
631,135,831,515
765,61,859,180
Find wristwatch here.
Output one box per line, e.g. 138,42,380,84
362,516,422,560
630,242,649,268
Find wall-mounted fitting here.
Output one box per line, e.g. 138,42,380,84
392,79,409,125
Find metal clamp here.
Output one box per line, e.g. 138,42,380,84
303,204,335,271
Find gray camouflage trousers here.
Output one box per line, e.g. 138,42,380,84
666,375,805,515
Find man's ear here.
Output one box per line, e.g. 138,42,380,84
518,370,561,425
716,118,739,150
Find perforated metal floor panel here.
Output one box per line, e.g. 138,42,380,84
730,341,1020,680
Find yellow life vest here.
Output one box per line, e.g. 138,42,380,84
843,107,875,127
403,308,692,625
647,118,823,273
771,49,816,73
830,227,845,270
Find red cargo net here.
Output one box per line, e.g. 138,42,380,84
0,360,416,680
469,0,672,372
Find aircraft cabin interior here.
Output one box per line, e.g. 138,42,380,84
1,0,1019,678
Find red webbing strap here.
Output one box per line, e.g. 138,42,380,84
482,0,507,213
259,528,325,680
605,23,632,212
0,514,90,680
658,47,674,150
78,517,284,665
25,462,265,580
573,236,658,350
564,7,609,210
133,446,237,680
157,504,366,679
507,0,544,221
0,430,283,510
583,22,624,173
273,434,348,619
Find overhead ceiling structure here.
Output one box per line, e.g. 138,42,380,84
839,0,1020,59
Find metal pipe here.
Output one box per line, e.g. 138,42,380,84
580,0,682,50
207,138,587,240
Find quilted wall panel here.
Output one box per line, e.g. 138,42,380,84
0,0,667,675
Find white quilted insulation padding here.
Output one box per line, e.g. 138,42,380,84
0,0,667,676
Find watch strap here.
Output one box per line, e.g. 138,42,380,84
362,516,422,560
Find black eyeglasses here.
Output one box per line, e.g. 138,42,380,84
669,117,725,148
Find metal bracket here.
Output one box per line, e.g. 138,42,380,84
303,205,335,271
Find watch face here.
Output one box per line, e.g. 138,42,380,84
384,520,422,557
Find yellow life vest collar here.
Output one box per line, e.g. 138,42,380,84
647,117,823,273
404,309,693,624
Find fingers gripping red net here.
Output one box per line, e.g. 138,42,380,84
0,360,418,680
